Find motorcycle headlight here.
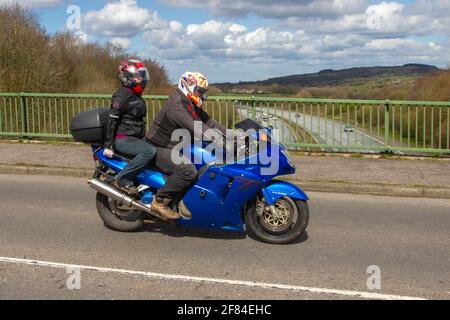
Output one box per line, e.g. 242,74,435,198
281,149,295,168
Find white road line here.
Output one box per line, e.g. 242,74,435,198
0,256,426,300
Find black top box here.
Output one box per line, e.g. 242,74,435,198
70,107,109,144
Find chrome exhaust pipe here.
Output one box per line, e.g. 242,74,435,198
88,178,166,221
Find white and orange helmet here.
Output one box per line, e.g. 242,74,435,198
178,71,208,107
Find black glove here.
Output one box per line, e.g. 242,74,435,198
104,140,112,149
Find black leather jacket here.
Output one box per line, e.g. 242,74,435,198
145,89,226,148
105,87,147,148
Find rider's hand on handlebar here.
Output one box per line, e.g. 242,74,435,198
103,148,114,158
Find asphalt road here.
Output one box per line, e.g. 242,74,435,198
237,108,298,144
0,174,449,300
253,106,386,152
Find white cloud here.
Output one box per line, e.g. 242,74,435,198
169,20,183,33
366,2,405,32
0,0,63,7
143,20,312,62
282,14,366,34
229,24,247,34
367,38,424,50
160,0,367,18
284,1,450,37
73,30,89,43
111,37,131,49
82,0,167,38
76,0,450,82
364,1,443,35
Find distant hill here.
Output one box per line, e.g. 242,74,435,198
215,64,439,92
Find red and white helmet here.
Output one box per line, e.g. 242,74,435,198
178,71,208,107
118,59,150,94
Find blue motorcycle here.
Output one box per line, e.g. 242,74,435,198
71,112,309,244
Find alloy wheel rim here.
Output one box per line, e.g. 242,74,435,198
257,197,296,233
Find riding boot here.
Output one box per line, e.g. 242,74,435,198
151,197,181,220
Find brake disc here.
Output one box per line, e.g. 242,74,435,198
258,197,296,233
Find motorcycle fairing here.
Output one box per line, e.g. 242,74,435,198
262,180,309,205
178,163,265,232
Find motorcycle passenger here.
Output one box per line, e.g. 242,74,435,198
104,59,156,196
145,72,227,219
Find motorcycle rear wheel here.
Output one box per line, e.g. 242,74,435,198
245,196,309,244
96,192,144,232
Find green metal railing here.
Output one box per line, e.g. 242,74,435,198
1,92,450,154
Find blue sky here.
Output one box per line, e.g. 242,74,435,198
8,0,450,83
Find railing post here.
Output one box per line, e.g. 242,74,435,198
384,99,391,152
251,96,256,120
20,92,28,138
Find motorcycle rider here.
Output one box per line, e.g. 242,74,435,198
145,72,227,219
104,59,156,196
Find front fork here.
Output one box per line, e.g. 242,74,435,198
260,188,278,217
261,188,275,205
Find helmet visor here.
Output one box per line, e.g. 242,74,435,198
138,68,150,88
194,86,208,98
139,68,150,81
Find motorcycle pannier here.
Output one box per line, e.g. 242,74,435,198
70,107,109,144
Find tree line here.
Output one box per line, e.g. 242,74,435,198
0,5,172,94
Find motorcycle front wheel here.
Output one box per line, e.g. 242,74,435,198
245,196,309,244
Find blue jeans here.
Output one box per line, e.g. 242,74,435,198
114,136,156,186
